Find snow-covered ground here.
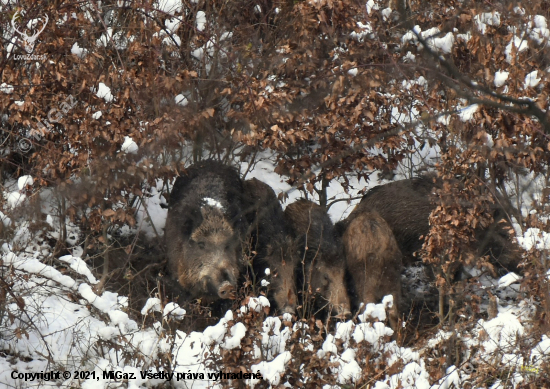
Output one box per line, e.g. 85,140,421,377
1,154,549,388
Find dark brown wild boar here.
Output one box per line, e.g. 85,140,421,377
243,178,297,314
165,161,247,305
284,199,350,319
341,210,403,331
343,176,520,273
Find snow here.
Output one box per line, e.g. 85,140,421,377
196,11,206,31
78,283,121,313
403,51,415,62
498,272,521,288
0,211,11,228
524,70,541,88
381,8,392,21
506,36,529,63
163,302,186,319
5,252,74,287
470,311,525,355
203,197,223,209
474,12,501,34
58,255,98,284
141,297,162,315
135,184,167,239
6,192,26,210
0,189,547,389
402,25,422,45
203,311,232,346
494,70,509,87
348,67,358,76
402,25,453,53
156,0,183,15
366,0,379,15
96,27,113,47
0,82,14,94
71,42,87,58
94,82,114,102
529,15,550,44
165,17,181,33
427,32,454,54
517,227,550,250
350,21,373,41
531,335,550,364
458,104,479,121
92,110,102,119
175,93,188,106
248,296,271,312
222,322,247,349
250,351,291,387
240,153,363,222
17,175,33,190
121,136,138,154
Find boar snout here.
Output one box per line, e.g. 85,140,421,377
329,286,351,320
218,281,237,300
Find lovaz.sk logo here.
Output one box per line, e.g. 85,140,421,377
10,10,48,55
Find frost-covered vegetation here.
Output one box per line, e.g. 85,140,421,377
2,0,550,388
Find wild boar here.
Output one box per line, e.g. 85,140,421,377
284,199,351,319
341,210,403,331
345,176,520,272
165,160,247,304
242,177,298,314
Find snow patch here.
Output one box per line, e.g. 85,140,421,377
474,12,501,34
94,82,114,102
175,94,188,106
0,83,14,94
494,70,509,87
196,11,206,31
17,175,33,190
121,136,138,154
71,42,87,58
506,36,529,63
524,70,541,89
458,104,479,121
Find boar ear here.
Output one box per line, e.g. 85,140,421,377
182,218,194,236
320,271,330,286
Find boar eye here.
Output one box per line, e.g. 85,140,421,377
322,273,329,285
198,241,205,249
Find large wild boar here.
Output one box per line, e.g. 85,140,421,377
284,199,351,318
344,176,520,272
243,178,297,314
165,161,247,304
341,210,403,331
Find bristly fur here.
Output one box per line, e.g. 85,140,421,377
242,177,297,314
342,210,402,331
165,161,246,307
191,207,233,243
284,199,350,318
